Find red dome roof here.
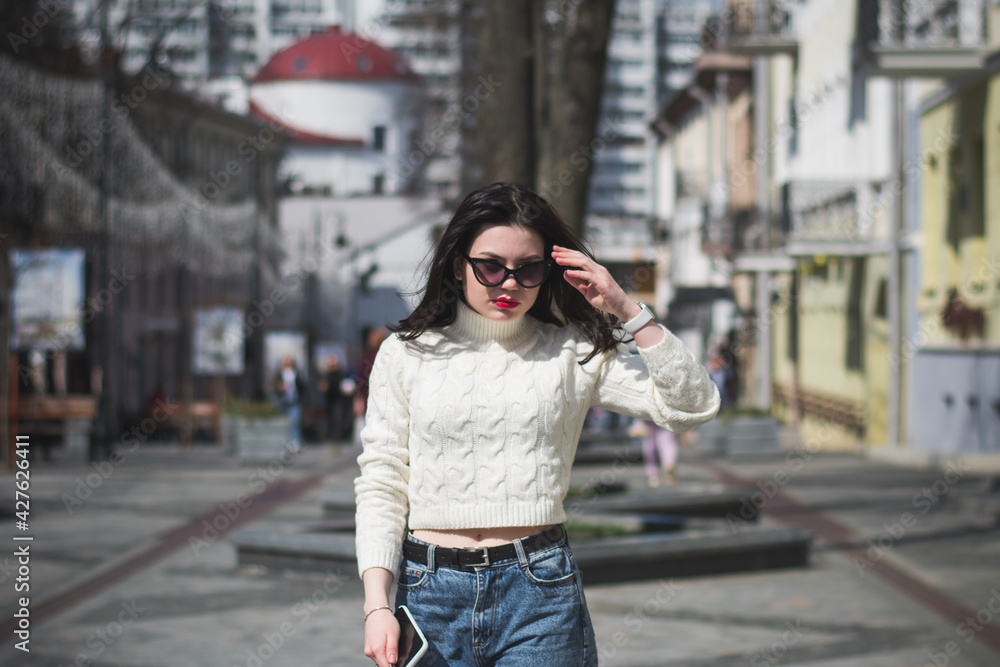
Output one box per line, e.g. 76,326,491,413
253,26,418,83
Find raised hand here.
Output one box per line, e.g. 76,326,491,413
550,245,640,322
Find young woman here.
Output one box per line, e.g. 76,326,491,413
356,183,720,666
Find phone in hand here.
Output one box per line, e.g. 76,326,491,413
394,604,428,667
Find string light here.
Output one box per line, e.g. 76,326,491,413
0,54,281,277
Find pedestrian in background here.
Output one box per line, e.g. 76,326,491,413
318,355,351,442
273,355,305,451
355,182,720,666
630,418,679,487
353,328,387,439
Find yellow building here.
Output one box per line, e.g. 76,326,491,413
907,68,1000,455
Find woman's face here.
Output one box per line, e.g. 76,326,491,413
456,223,547,322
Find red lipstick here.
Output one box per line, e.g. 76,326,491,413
494,297,520,309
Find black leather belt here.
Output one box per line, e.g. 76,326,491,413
403,524,566,570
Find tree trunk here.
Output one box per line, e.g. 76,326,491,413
476,1,537,188
475,0,617,238
536,0,616,236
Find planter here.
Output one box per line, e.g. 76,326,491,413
222,415,292,463
726,416,783,457
695,416,783,458
694,420,728,457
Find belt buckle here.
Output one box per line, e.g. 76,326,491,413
462,546,490,567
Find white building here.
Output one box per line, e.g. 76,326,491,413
589,0,718,228
658,0,719,98
248,25,424,196
364,0,466,200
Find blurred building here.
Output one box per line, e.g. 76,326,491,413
658,0,719,98
67,1,717,226
235,24,444,385
910,52,1000,455
658,0,1000,458
651,50,752,367
0,52,288,442
273,195,446,364
590,0,718,228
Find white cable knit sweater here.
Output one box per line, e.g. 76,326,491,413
354,301,720,577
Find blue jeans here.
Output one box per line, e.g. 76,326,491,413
395,528,598,666
284,402,301,446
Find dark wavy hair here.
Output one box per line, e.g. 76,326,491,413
391,182,620,363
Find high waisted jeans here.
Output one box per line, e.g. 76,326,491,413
395,527,598,666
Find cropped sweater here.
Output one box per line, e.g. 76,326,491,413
354,301,721,577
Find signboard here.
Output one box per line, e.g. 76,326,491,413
11,248,86,351
263,330,308,388
192,307,245,375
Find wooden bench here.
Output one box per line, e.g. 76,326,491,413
12,395,97,436
9,395,97,462
163,401,221,443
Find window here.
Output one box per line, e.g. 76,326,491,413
606,135,646,148
845,258,865,370
372,125,386,152
787,270,799,360
873,277,887,320
373,174,385,195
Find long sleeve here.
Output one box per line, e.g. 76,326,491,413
590,325,720,432
354,335,411,578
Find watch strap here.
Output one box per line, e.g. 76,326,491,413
622,302,654,335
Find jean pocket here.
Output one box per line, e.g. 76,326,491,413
398,563,430,591
520,545,577,587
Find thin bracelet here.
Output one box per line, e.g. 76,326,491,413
364,605,392,621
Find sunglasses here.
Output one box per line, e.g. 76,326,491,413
462,254,553,288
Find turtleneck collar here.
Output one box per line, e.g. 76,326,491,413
452,299,534,345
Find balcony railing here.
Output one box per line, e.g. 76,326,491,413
723,1,799,55
855,0,990,76
702,208,784,258
784,180,890,255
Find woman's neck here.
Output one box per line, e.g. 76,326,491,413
452,299,532,344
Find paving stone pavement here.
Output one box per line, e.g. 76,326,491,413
1,439,998,666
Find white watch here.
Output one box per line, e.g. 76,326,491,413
621,302,655,335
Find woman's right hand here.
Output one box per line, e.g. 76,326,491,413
364,607,399,667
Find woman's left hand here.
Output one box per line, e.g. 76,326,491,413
551,245,639,322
